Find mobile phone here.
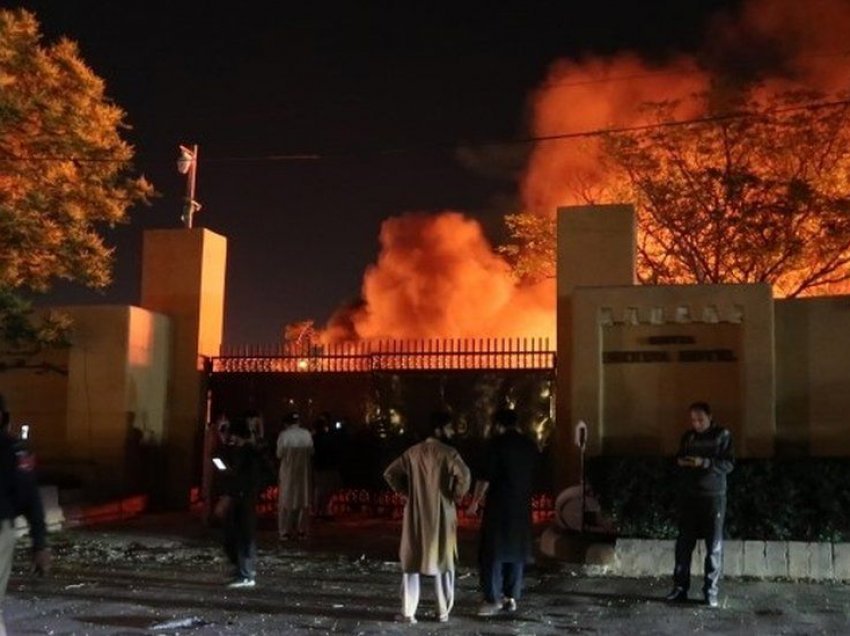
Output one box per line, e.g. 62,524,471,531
212,457,227,471
20,424,29,441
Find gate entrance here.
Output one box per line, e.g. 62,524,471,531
204,338,556,499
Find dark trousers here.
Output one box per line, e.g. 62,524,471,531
481,559,525,603
673,495,725,597
224,498,257,579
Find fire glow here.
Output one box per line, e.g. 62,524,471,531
319,0,850,343
323,213,555,343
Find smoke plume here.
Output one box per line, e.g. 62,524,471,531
323,212,555,342
322,0,850,342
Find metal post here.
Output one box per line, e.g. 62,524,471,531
185,144,198,228
580,441,586,533
575,420,588,533
178,144,200,228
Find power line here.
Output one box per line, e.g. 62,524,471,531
508,97,850,145
0,151,321,164
204,154,321,163
537,49,850,90
2,97,850,164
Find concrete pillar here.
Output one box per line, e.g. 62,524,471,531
556,204,636,489
141,229,227,509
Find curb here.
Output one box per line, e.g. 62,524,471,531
540,527,850,582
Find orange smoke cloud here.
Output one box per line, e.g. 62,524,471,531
522,0,850,216
724,0,850,91
323,212,555,342
322,0,850,342
522,54,708,215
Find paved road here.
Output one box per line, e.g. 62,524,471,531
4,515,849,635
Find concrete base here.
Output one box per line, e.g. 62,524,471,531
539,526,617,573
540,526,850,581
542,533,850,581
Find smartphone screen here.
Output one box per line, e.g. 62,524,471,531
20,424,30,440
212,457,226,471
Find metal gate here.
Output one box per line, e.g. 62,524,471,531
205,337,557,493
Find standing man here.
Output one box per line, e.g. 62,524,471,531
218,418,263,588
311,414,342,520
383,411,471,624
467,408,538,617
202,412,229,524
276,411,313,540
244,409,265,442
1,394,50,636
666,401,735,608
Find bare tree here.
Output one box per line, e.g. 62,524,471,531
504,90,850,297
603,90,850,296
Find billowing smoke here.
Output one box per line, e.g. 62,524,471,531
323,212,554,342
708,0,850,91
523,0,850,215
521,54,708,215
322,0,850,342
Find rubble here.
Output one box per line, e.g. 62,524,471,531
2,515,849,634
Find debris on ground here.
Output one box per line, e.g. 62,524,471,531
3,515,849,635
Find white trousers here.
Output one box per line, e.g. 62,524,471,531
277,503,308,537
401,571,455,619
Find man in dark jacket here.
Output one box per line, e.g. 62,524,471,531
311,414,342,520
1,394,50,635
666,401,734,608
467,408,538,617
218,418,263,589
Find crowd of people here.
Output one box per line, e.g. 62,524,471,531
204,405,543,619
204,409,350,588
383,407,539,622
202,400,735,621
1,394,734,627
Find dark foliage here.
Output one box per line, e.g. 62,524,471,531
587,457,850,541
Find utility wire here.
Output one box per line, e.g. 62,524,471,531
204,154,321,163
508,97,850,145
537,49,850,90
2,96,850,164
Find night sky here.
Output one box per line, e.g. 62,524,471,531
17,0,738,344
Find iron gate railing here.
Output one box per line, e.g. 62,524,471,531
211,337,555,373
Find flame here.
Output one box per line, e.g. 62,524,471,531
321,0,850,342
523,0,850,217
323,212,555,342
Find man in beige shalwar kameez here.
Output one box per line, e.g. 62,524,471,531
384,412,471,623
276,412,313,540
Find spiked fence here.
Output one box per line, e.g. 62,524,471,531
212,337,555,373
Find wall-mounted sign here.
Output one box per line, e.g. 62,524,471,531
646,335,695,345
603,348,738,364
603,332,739,365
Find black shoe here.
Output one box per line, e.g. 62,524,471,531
705,594,719,608
665,587,688,602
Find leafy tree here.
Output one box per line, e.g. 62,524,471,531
499,212,556,282
0,9,152,348
505,90,850,296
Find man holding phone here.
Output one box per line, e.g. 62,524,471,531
217,419,263,588
666,401,734,608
